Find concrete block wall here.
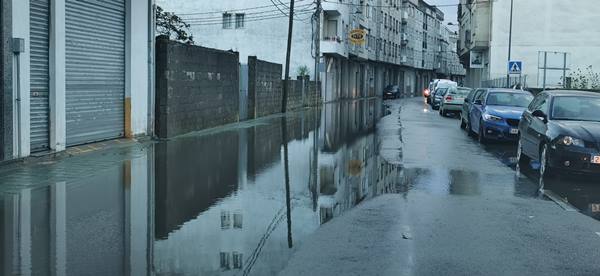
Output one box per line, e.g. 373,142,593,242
1,0,13,161
155,37,240,138
248,56,283,119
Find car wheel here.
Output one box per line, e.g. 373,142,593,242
467,120,475,137
517,139,530,168
540,144,555,179
460,114,467,129
478,121,488,144
439,108,444,116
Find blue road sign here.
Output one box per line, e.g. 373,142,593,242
508,61,522,74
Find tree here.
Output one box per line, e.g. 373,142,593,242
566,66,600,90
297,65,310,78
156,5,195,45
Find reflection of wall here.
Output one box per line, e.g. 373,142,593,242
321,99,381,153
0,154,152,275
155,131,240,239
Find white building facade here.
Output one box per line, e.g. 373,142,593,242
1,0,154,161
158,0,465,102
459,0,600,89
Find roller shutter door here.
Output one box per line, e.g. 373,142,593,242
65,0,125,146
30,0,50,152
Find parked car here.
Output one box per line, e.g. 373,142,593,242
431,87,449,110
467,89,534,143
517,90,600,178
383,85,400,99
428,80,457,106
439,87,473,117
460,88,485,129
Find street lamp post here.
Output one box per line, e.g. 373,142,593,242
506,0,514,88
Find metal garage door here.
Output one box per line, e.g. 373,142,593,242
65,0,125,146
30,0,50,152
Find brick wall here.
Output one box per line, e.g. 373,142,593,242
155,37,240,138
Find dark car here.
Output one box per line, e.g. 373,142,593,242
460,88,486,129
383,85,400,99
467,89,534,143
431,87,449,110
517,90,600,178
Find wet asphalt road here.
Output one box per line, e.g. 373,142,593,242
1,96,600,275
283,97,600,275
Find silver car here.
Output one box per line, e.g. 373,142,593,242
439,87,473,117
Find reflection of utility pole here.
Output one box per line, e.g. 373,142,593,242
281,118,293,248
281,0,296,113
506,0,514,88
310,0,322,213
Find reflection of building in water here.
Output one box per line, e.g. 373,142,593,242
153,100,395,275
0,155,152,276
154,112,320,276
317,99,398,225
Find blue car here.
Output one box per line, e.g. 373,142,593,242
467,89,534,143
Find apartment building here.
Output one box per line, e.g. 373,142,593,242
458,0,600,89
158,0,465,102
1,0,154,162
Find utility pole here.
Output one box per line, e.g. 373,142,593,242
314,0,321,106
281,0,296,113
506,0,514,88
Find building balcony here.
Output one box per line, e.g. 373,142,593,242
321,37,348,58
322,1,344,16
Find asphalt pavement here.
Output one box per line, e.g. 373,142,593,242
281,97,600,276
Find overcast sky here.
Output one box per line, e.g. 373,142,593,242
429,0,459,30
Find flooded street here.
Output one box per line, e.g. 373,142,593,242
1,98,401,275
2,97,600,275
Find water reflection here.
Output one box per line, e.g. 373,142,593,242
1,98,401,276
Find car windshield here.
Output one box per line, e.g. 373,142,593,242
486,92,533,107
435,88,448,96
448,87,471,97
551,96,600,122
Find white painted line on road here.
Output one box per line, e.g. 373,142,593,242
543,190,578,212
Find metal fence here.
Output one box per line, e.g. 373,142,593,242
481,75,528,89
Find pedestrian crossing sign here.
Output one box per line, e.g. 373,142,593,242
508,61,522,74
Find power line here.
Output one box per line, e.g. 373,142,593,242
185,8,315,24
187,10,315,26
176,0,310,16
182,3,315,22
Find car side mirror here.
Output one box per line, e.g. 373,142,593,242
473,99,482,105
532,110,548,123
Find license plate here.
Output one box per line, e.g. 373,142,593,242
510,128,519,135
592,156,600,164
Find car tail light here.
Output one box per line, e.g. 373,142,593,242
445,96,453,101
424,89,430,97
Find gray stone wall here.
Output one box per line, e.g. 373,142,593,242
155,37,240,138
248,56,283,119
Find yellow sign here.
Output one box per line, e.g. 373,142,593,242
349,29,367,45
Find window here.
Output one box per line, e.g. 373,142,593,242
220,252,231,270
233,213,243,229
325,20,338,38
222,13,233,29
233,252,243,269
235,13,245,28
529,94,548,112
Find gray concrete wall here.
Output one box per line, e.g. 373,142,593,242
1,0,13,161
155,37,240,139
248,56,283,119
